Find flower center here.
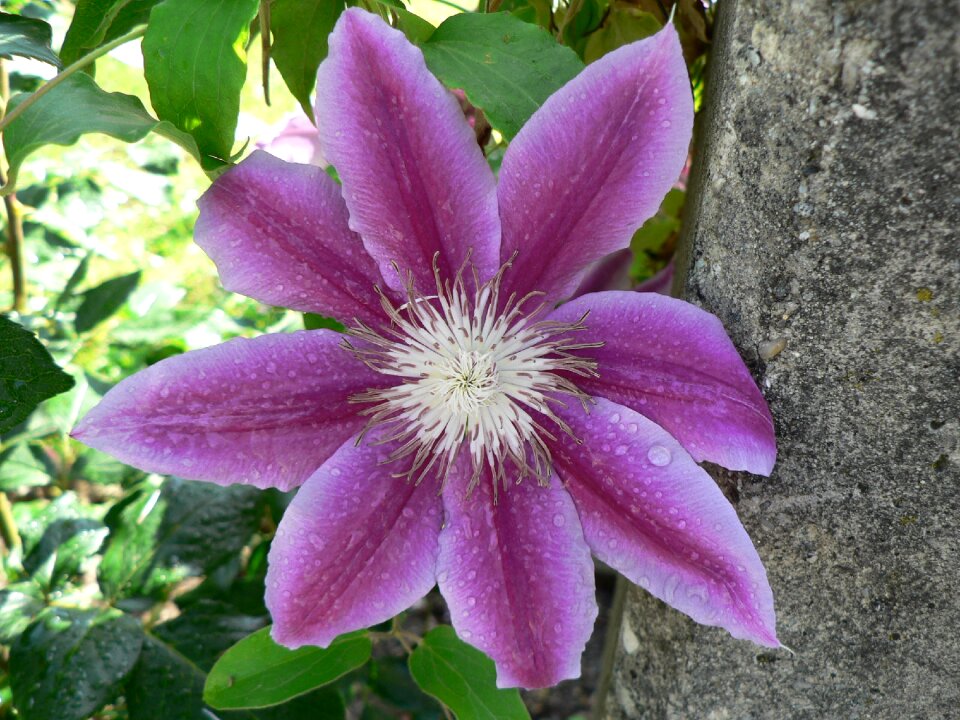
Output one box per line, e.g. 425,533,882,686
343,254,600,494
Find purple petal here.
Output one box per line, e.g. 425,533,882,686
437,459,597,689
72,331,391,490
316,9,500,291
549,291,776,475
267,435,442,647
195,149,384,326
497,24,692,304
551,397,778,647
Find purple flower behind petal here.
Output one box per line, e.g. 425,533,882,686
257,113,326,166
73,8,778,689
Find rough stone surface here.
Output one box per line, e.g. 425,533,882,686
603,0,959,718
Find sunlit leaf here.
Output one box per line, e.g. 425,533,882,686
270,0,346,116
0,73,209,195
0,11,60,66
59,0,159,65
420,12,583,139
205,626,371,709
142,0,259,160
408,626,529,720
0,316,74,434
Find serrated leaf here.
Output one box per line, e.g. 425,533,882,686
10,607,143,720
0,72,210,195
142,0,259,160
98,477,262,600
270,0,345,116
73,270,141,333
0,11,60,66
408,626,529,720
420,12,583,139
0,316,74,434
59,0,160,65
205,626,371,710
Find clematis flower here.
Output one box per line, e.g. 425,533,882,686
72,9,778,688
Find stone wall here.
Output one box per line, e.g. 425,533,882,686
603,0,959,717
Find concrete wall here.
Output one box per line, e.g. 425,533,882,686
603,0,959,717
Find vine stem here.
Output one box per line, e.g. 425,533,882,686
0,62,27,312
0,491,20,557
0,24,147,136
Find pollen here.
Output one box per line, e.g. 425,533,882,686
342,253,601,495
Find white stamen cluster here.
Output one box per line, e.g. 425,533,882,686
343,254,600,494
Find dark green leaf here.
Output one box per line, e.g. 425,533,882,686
303,312,344,332
205,626,371,709
0,72,209,194
377,3,435,45
128,634,346,720
270,0,345,116
408,626,529,720
98,477,262,600
0,581,44,643
10,607,143,720
0,12,60,66
74,270,141,333
142,0,260,160
23,517,108,589
60,0,159,65
53,253,92,311
153,599,267,670
421,12,583,139
369,657,443,716
0,316,74,434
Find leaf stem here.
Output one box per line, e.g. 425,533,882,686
0,491,21,556
0,24,147,136
0,63,27,312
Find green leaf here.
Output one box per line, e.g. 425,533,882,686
303,312,344,332
128,634,346,720
369,657,443,716
74,270,142,333
152,599,267,670
142,0,260,160
583,5,660,64
23,517,108,589
0,316,74,434
0,441,51,490
408,626,529,720
205,626,372,709
98,477,262,600
420,12,583,139
0,72,209,195
0,11,60,66
59,0,160,65
0,581,44,643
270,0,345,116
10,607,143,720
375,2,435,45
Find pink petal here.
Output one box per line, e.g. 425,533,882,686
437,459,597,689
267,434,443,648
551,397,778,647
72,331,391,490
316,9,500,292
550,291,776,475
195,150,384,326
497,24,692,304
257,113,326,166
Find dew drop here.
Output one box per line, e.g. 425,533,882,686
647,445,672,466
552,513,566,527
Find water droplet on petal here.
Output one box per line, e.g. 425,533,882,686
647,445,672,466
553,513,566,527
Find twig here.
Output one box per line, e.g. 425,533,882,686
0,492,21,556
